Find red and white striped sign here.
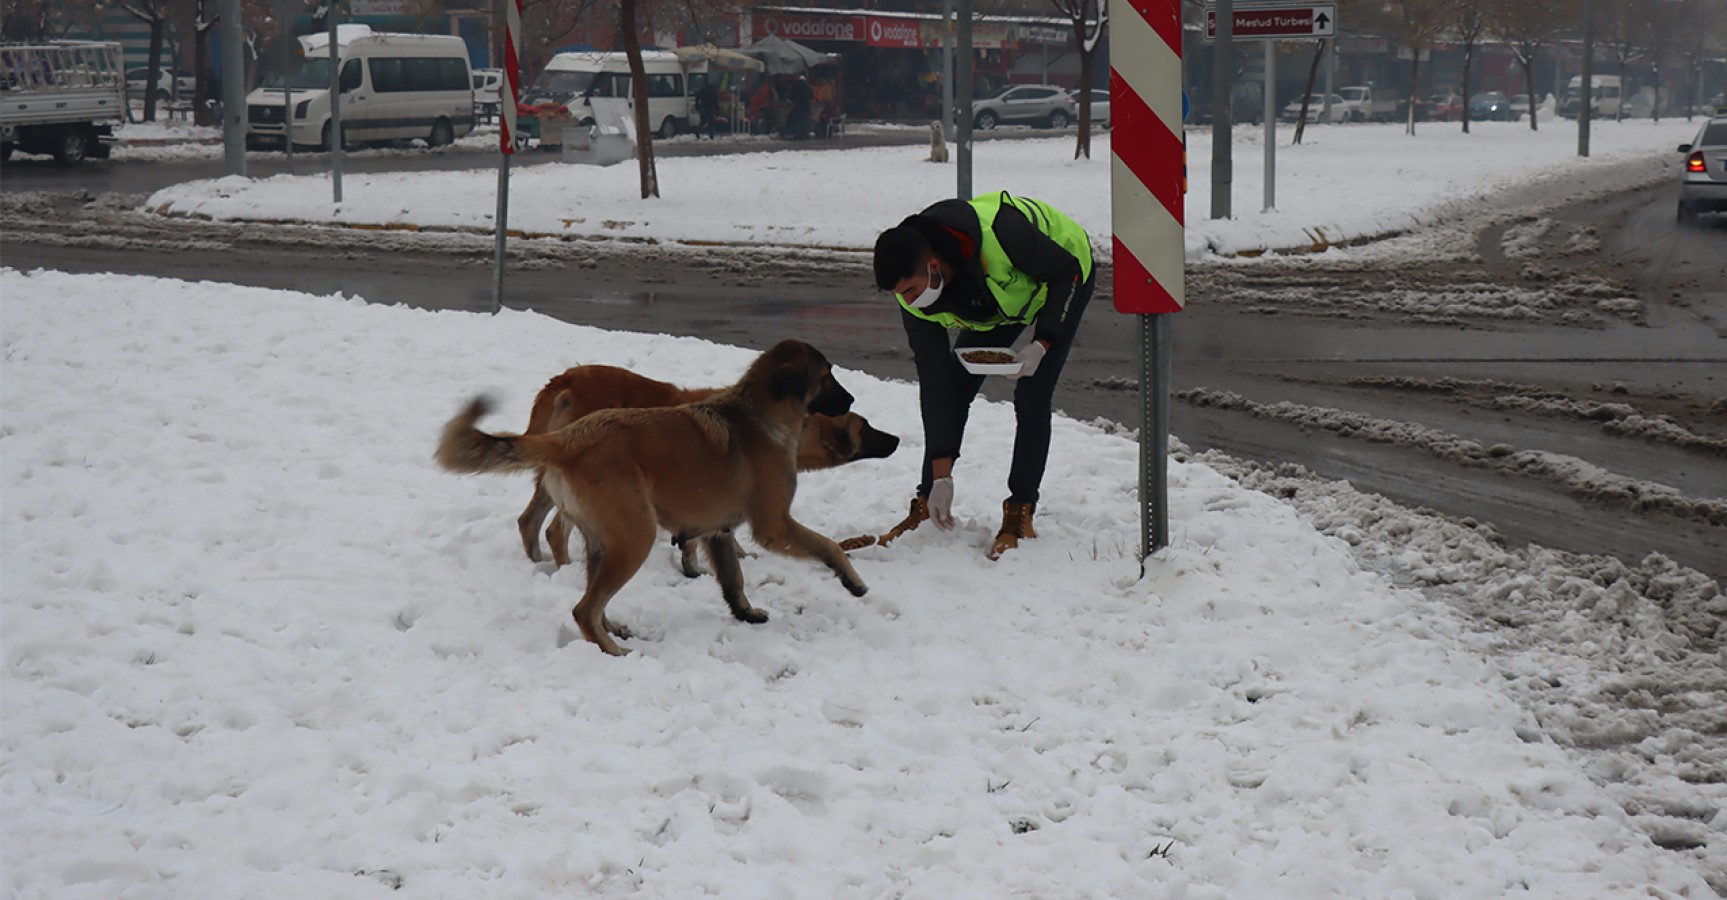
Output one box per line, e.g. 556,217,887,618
499,0,522,155
1111,0,1185,313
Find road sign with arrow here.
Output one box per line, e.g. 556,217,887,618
1204,4,1336,42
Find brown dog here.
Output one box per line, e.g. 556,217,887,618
516,364,900,572
437,340,870,656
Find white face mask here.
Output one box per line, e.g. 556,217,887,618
908,261,945,309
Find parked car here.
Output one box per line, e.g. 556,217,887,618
125,66,196,103
1068,87,1109,128
1508,94,1532,121
1468,91,1512,121
1278,93,1345,124
1421,93,1463,121
1676,116,1727,226
970,84,1075,130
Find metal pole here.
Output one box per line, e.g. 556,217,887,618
1578,0,1594,157
221,0,245,176
492,154,509,314
1138,313,1172,572
491,0,511,315
283,24,294,175
1210,0,1233,218
1263,40,1275,211
956,0,974,199
327,2,342,202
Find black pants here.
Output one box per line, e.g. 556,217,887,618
913,272,1096,508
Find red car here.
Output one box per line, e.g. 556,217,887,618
1422,93,1464,122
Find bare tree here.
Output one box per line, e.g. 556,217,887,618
1047,0,1106,159
1449,0,1488,133
1490,0,1566,131
1633,0,1687,121
619,0,660,198
1597,0,1642,121
120,0,175,122
1677,0,1726,118
1383,0,1450,135
3,0,104,41
190,0,218,125
1292,38,1325,145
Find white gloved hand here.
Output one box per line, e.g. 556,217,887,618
927,477,956,531
1013,340,1049,380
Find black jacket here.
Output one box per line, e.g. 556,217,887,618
898,197,1091,465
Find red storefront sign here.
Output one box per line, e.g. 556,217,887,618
755,13,864,42
866,17,924,48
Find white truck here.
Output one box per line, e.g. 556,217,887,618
1,42,126,165
1334,85,1400,123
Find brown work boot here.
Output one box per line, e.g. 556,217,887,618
876,496,930,547
988,500,1036,560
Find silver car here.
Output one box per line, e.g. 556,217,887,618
1676,117,1727,225
971,84,1075,130
1069,88,1110,128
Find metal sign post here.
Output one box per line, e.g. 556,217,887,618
325,2,342,203
491,0,522,315
1204,4,1337,215
1113,0,1186,572
273,0,299,175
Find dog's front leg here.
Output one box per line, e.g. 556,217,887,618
703,531,768,624
755,519,869,598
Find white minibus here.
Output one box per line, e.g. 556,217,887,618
245,25,474,151
520,50,693,138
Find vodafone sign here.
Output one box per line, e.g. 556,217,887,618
755,13,863,42
866,17,922,48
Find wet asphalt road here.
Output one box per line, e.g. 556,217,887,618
3,133,1724,583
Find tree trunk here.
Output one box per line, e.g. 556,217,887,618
1406,52,1420,135
1523,58,1538,130
144,17,167,122
1293,39,1324,145
1616,57,1627,121
620,0,659,199
1460,44,1473,133
1074,21,1092,161
1651,65,1661,123
193,5,214,127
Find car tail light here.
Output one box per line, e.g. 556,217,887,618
1687,151,1706,173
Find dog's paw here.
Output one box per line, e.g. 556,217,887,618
735,607,770,625
844,577,869,597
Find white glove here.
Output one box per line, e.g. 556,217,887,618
927,477,956,531
1013,341,1049,380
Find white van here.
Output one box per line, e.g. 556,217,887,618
1559,75,1621,120
520,50,693,138
245,25,474,151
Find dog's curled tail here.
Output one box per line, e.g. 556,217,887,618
436,396,538,476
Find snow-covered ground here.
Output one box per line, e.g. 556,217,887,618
141,117,1703,258
5,117,1723,896
3,267,1718,898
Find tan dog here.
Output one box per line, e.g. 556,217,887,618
437,340,870,656
928,120,949,163
516,364,899,572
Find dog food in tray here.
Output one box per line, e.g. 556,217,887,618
956,347,1020,375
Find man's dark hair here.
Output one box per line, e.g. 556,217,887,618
873,224,930,291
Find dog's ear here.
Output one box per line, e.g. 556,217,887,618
770,364,811,403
